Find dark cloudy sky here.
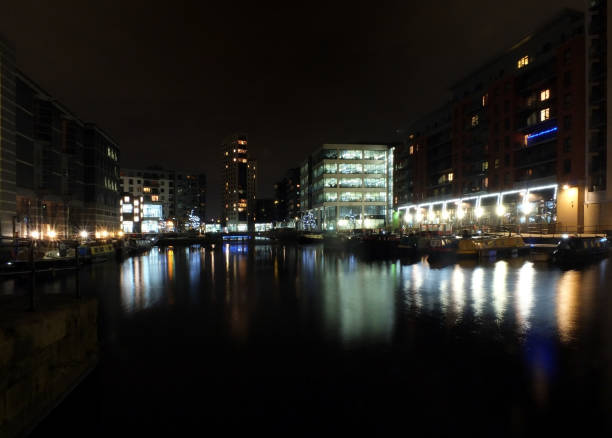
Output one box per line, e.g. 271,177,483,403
0,0,585,218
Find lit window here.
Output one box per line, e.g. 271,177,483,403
484,177,489,188
124,196,130,202
482,161,489,171
540,89,550,101
237,140,247,145
471,115,479,127
409,145,414,155
151,195,159,201
448,172,454,182
524,135,529,146
482,94,488,107
143,187,151,193
540,108,550,121
517,55,529,69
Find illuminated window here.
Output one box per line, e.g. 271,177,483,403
151,195,159,201
237,140,247,145
482,161,489,171
448,172,454,182
409,145,414,155
143,187,151,193
482,94,488,107
540,108,550,121
471,115,479,127
517,55,529,69
124,196,130,202
524,135,529,146
484,177,489,188
540,89,550,101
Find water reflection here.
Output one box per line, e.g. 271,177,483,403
556,270,581,343
111,244,610,349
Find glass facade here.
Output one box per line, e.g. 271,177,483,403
300,144,392,231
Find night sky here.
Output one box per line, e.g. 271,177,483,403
1,0,584,218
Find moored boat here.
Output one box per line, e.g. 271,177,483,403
551,236,610,267
298,233,324,244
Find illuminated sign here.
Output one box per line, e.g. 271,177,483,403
526,126,558,145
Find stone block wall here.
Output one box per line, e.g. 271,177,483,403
0,297,98,437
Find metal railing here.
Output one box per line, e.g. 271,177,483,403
0,239,81,311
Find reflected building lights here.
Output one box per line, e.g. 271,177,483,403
451,265,465,319
556,270,581,343
492,261,508,322
471,267,485,317
515,262,535,332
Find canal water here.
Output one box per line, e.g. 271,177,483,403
14,243,612,436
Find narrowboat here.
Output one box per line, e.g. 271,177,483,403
551,236,610,267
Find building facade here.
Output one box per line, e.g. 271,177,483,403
119,167,206,231
583,0,612,229
394,10,607,233
273,167,301,227
0,35,120,239
221,133,257,231
300,144,393,231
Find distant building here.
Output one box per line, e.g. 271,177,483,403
300,144,393,231
119,194,163,233
273,167,300,227
0,34,120,238
254,198,274,224
221,133,257,231
119,167,206,231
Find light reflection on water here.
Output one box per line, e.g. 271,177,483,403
113,244,611,349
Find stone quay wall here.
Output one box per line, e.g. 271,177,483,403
0,297,98,437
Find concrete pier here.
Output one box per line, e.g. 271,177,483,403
0,296,98,438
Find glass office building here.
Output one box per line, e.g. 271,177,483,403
300,144,393,231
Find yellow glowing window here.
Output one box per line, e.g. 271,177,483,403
524,135,529,146
237,140,247,145
482,94,488,107
540,108,550,121
409,145,414,155
518,56,529,69
448,172,454,182
143,187,151,193
540,89,550,101
151,195,159,201
471,115,479,127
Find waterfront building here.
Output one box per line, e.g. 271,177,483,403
300,144,393,231
394,10,611,233
221,134,257,231
1,34,120,238
119,167,206,231
119,194,163,233
273,167,301,227
584,0,612,228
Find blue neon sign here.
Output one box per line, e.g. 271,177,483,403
527,126,558,143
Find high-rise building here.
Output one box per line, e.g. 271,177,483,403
300,144,393,231
221,133,257,231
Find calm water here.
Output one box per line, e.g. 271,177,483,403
20,243,612,436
